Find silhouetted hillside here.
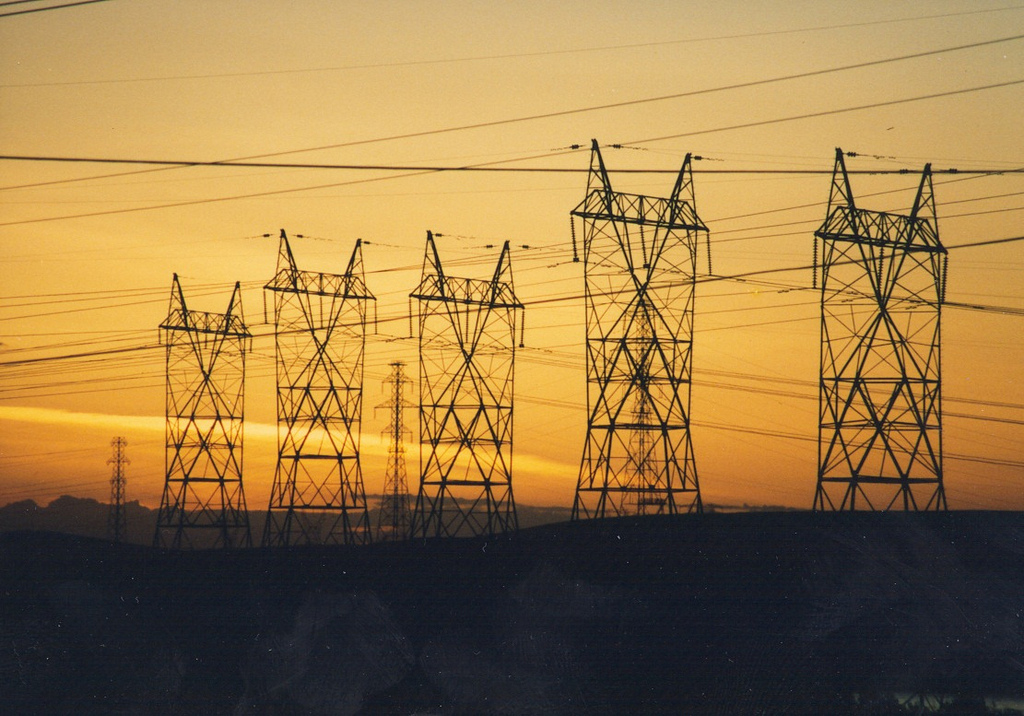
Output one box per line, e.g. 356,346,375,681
0,496,156,544
2,512,1023,714
0,496,573,545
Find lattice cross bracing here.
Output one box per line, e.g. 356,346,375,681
814,149,947,511
410,232,523,538
154,275,252,549
572,139,708,519
263,230,375,546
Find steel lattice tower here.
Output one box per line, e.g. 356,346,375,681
263,230,375,546
572,139,709,519
376,361,413,542
154,275,253,549
410,232,523,538
107,436,128,544
814,148,947,511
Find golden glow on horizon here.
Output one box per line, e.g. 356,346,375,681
1,1,1022,513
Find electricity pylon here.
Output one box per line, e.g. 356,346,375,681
107,436,128,544
376,361,413,542
572,139,709,519
154,275,253,549
813,148,947,511
410,231,523,538
263,230,375,546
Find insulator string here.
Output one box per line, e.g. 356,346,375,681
570,215,580,263
941,254,949,304
812,235,818,289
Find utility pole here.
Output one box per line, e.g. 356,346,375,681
572,139,709,519
263,230,374,546
410,232,523,538
107,436,128,544
813,148,947,510
376,361,413,541
154,275,253,549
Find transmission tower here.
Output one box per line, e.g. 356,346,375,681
376,361,413,542
410,232,523,538
572,139,709,519
263,230,375,546
154,275,253,549
107,436,128,544
813,148,947,511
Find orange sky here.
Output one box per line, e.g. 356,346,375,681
1,1,1022,512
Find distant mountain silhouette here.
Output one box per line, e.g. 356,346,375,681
0,496,156,544
0,495,580,544
0,496,801,545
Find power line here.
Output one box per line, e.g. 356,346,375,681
710,189,1024,239
4,153,1022,176
0,344,157,367
621,78,1024,146
947,412,1024,427
2,235,1020,398
947,453,1024,469
693,421,1024,469
707,164,1024,229
4,115,1022,231
5,7,1021,87
83,32,1024,158
4,74,1020,229
0,281,233,302
5,316,1022,419
3,32,1022,193
509,234,1024,311
0,0,112,19
946,235,1024,251
3,236,1018,366
946,300,1024,317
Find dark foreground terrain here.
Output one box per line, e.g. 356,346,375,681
2,511,1023,715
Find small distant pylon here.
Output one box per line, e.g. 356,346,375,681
813,148,947,511
572,139,709,519
154,274,253,549
263,230,375,546
410,232,523,538
376,361,413,542
107,437,128,544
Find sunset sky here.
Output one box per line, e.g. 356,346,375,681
1,0,1022,514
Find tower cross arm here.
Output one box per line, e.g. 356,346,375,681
572,191,706,232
